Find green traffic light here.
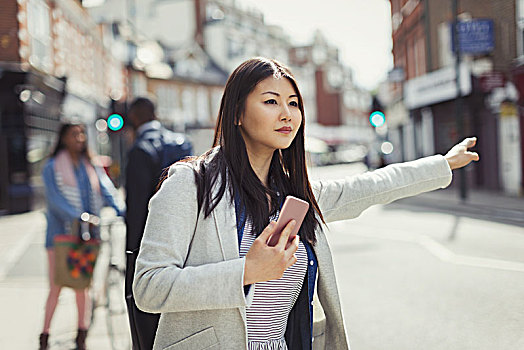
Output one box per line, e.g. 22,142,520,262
369,111,385,127
107,114,124,131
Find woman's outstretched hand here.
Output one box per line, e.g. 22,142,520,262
243,220,299,286
444,137,480,170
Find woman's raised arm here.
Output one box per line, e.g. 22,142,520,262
312,137,479,223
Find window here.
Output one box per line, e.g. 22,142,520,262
182,88,195,125
27,0,52,71
196,88,210,125
227,38,243,59
392,12,403,32
414,36,426,76
438,22,454,67
391,0,400,14
156,85,171,121
518,0,524,57
407,39,415,79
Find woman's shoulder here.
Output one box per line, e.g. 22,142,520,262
167,161,197,178
42,157,55,174
167,147,221,177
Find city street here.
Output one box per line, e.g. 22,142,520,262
0,162,523,349
310,164,524,350
2,0,524,349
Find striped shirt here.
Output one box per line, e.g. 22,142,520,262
239,216,308,350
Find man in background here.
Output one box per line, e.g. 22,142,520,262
124,97,193,349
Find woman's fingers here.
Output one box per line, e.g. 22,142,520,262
460,137,477,148
466,151,480,161
285,254,298,270
445,136,480,169
244,220,300,284
276,220,296,248
257,221,277,241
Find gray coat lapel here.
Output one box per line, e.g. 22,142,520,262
208,171,248,328
211,188,240,260
313,228,350,348
201,147,240,261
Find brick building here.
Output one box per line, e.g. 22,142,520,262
388,0,522,195
289,31,373,152
0,0,126,213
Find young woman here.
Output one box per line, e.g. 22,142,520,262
40,123,124,350
133,58,479,350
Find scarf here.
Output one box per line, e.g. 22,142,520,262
53,150,102,218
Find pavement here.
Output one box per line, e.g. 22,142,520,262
0,208,125,350
393,185,524,227
0,170,522,349
309,162,524,227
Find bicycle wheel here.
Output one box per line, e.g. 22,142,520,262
105,264,131,350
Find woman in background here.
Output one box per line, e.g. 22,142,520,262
40,123,123,350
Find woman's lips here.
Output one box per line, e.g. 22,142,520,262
276,127,292,134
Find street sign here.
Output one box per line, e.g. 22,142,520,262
451,19,494,54
404,63,471,109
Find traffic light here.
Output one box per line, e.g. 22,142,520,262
107,113,124,131
369,96,385,128
107,98,125,131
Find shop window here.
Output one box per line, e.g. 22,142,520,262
27,0,52,71
518,0,524,57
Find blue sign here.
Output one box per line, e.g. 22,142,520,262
451,19,494,54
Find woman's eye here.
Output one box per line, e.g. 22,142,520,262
289,101,298,107
264,99,277,105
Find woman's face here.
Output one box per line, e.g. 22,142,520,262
239,76,302,156
63,125,87,155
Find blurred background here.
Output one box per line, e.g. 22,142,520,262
1,1,524,349
0,0,522,214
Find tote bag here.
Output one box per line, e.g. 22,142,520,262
54,220,100,289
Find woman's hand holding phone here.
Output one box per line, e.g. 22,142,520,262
243,220,300,286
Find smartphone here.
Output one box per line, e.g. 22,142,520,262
267,196,310,247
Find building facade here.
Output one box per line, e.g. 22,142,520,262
388,0,522,195
0,0,126,213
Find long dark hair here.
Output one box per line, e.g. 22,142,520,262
52,123,91,161
190,57,324,244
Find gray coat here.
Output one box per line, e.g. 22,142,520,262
133,149,452,350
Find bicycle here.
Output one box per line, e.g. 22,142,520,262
90,214,132,350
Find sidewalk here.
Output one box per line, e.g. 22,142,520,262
392,186,524,227
0,183,522,349
0,209,117,350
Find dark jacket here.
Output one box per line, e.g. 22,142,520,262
125,121,193,251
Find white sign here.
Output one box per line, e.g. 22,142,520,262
404,63,471,109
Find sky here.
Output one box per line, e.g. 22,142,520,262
241,0,394,91
84,0,394,90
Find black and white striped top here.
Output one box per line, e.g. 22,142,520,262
239,216,308,350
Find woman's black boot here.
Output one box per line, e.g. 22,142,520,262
75,328,88,350
39,333,49,350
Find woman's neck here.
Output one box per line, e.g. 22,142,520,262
245,148,273,187
68,149,81,166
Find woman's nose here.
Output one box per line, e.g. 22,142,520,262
281,106,291,121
